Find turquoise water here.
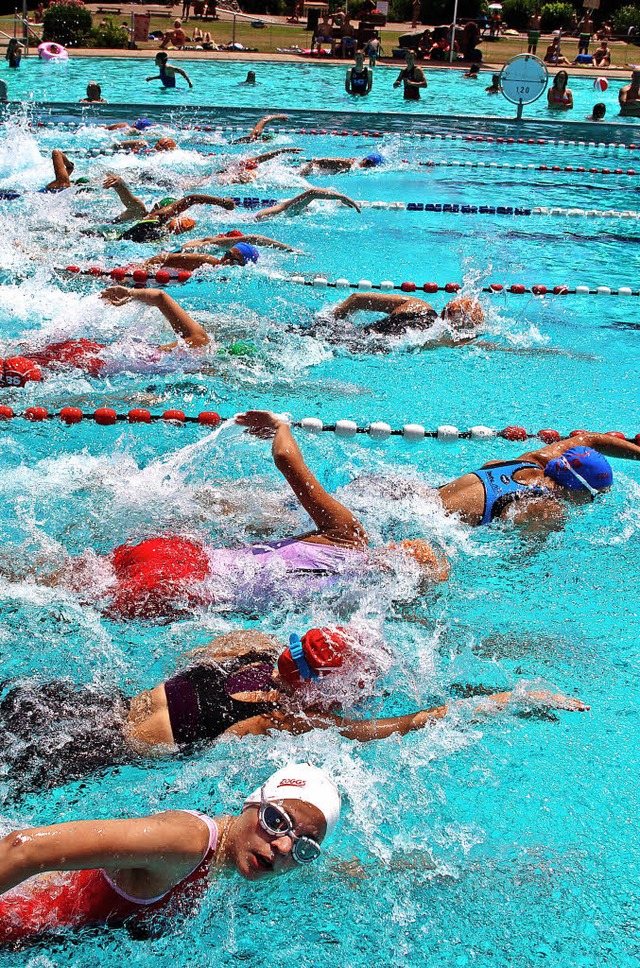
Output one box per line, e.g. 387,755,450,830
1,103,640,967
2,55,640,122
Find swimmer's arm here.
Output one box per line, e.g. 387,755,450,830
146,74,162,82
252,147,302,164
47,149,73,190
103,173,147,220
256,188,360,220
501,496,566,529
233,114,290,144
170,193,236,214
101,287,209,347
0,812,211,896
235,411,367,546
174,66,193,87
519,432,640,467
407,70,427,88
393,69,404,87
302,158,354,172
333,293,409,318
181,234,298,252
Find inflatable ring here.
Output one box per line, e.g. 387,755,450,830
38,42,68,61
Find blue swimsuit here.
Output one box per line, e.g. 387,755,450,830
159,64,176,88
473,460,550,525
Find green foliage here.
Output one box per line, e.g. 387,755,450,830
613,3,640,31
540,2,577,30
90,18,129,49
241,0,286,14
501,0,535,31
42,0,93,47
388,0,483,23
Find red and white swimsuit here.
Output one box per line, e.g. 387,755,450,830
0,812,218,945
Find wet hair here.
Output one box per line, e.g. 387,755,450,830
553,70,569,89
86,82,102,100
592,102,606,120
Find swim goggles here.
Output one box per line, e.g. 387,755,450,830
258,786,322,864
288,632,318,681
559,457,601,500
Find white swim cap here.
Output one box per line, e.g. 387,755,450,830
244,763,341,839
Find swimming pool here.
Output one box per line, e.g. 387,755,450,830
0,103,639,968
2,55,639,123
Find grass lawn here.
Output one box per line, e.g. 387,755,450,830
1,11,637,67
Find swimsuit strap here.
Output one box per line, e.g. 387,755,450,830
473,460,549,525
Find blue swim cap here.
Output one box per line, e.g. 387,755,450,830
544,446,613,491
233,241,259,264
134,118,152,131
362,152,385,167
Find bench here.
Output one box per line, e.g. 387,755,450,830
96,6,123,14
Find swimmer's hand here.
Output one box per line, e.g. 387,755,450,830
221,197,236,210
103,173,123,189
473,689,590,714
101,285,132,306
235,409,288,438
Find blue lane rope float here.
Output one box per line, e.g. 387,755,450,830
0,406,636,444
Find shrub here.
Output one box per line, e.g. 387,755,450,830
540,2,577,30
388,0,482,22
502,0,536,31
613,3,640,31
90,18,128,48
42,0,93,47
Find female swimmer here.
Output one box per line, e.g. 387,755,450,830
547,71,573,110
0,288,214,386
1,626,588,798
43,411,448,619
357,433,640,528
0,764,339,945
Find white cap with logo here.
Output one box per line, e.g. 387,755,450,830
243,763,342,839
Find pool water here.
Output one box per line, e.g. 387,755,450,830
0,104,639,968
1,55,638,122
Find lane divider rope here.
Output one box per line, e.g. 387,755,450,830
413,159,640,177
0,406,635,443
58,265,640,297
32,121,640,152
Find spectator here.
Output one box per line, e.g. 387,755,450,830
527,8,541,55
544,37,570,65
412,0,421,30
593,41,610,68
312,13,332,52
578,14,593,55
339,16,357,58
182,0,192,19
160,19,188,48
364,32,383,67
393,50,426,99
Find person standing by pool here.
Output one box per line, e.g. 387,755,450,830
147,51,193,89
364,33,382,67
547,71,573,110
393,51,427,101
5,38,22,68
527,9,541,55
619,69,640,115
0,764,341,944
577,13,593,56
345,52,372,95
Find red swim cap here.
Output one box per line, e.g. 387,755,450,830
224,229,245,238
277,627,351,688
28,340,106,377
1,356,43,387
109,536,210,620
167,216,196,235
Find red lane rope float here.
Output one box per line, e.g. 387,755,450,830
63,266,194,285
0,407,636,443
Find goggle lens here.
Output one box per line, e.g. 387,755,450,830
262,803,291,836
292,837,321,864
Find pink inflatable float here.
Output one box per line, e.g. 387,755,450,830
38,42,69,61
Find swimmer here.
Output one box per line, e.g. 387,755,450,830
102,174,234,240
0,764,340,944
0,288,214,386
116,136,178,154
80,81,106,103
240,70,257,84
393,51,427,100
547,70,573,110
140,240,260,271
587,102,606,121
329,292,484,345
463,63,480,78
619,69,640,115
222,147,302,184
147,51,193,89
373,433,640,528
39,411,447,620
486,73,501,93
232,113,290,144
179,230,300,253
299,153,385,175
345,52,372,95
0,79,6,102
255,188,361,221
0,627,588,798
105,117,154,135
